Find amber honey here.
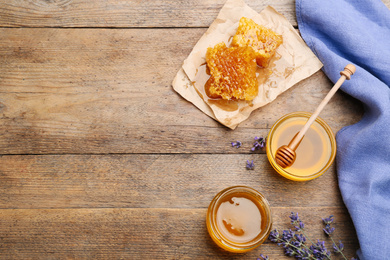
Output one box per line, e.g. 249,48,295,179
266,112,336,181
205,42,258,101
232,17,283,68
203,18,282,102
206,186,272,253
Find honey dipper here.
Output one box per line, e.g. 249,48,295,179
275,64,356,168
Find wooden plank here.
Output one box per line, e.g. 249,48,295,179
0,207,358,259
0,28,363,154
0,154,344,209
0,0,297,28
1,0,389,29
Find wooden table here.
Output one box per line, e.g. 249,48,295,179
0,1,388,259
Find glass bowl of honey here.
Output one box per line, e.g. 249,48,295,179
206,186,272,253
266,112,336,181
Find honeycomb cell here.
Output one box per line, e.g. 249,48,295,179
205,42,258,101
232,17,283,67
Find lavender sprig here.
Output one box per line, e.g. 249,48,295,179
322,215,348,260
267,212,356,260
269,229,316,259
289,212,316,248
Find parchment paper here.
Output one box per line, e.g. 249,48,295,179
172,0,323,129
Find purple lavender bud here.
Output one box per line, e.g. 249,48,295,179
280,241,290,249
333,240,344,253
246,160,255,170
289,212,300,223
339,241,344,251
231,141,242,148
297,248,310,259
251,136,266,151
297,221,305,231
269,229,279,243
295,233,306,244
317,240,329,258
291,240,300,247
257,254,269,260
322,215,334,225
284,247,295,256
323,224,335,236
282,229,295,242
310,246,319,255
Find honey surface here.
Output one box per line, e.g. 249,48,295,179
232,17,283,68
271,117,332,176
205,42,258,101
215,192,265,243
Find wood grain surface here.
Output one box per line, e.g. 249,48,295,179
1,0,389,259
0,0,296,28
0,208,357,259
0,28,362,154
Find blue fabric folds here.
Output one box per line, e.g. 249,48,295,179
296,0,390,259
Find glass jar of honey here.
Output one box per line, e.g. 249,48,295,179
206,186,272,253
266,112,336,181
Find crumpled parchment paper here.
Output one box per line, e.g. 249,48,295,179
172,0,323,129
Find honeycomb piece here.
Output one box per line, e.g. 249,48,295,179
205,42,258,101
232,17,283,67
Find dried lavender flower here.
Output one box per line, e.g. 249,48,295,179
266,212,355,260
289,212,299,222
231,141,242,148
289,212,305,231
269,229,279,243
281,229,295,242
310,240,330,259
284,247,295,256
257,254,269,260
322,215,334,225
294,234,306,245
246,160,255,170
323,224,336,236
251,136,266,151
333,240,344,253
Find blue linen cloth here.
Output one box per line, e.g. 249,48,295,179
296,0,390,259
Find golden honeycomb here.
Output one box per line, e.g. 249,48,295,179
205,42,258,101
232,17,283,67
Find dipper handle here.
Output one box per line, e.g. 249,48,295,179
288,64,356,150
275,64,356,168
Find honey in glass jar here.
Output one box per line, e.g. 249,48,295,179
206,186,272,253
266,112,336,181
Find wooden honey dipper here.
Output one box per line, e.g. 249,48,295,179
275,64,356,168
